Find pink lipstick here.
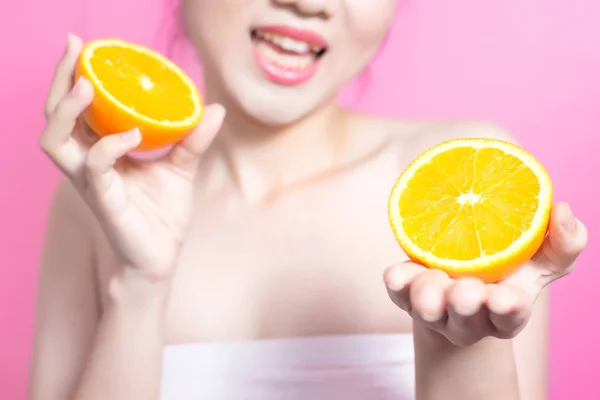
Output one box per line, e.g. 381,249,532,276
251,25,328,86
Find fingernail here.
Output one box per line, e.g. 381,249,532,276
386,281,405,292
387,277,406,292
385,268,406,292
562,204,576,232
213,103,226,116
452,304,479,317
421,312,442,323
66,33,75,52
120,128,141,142
71,77,85,95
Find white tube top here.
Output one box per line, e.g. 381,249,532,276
161,333,415,400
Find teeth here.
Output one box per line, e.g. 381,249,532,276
255,41,314,70
280,36,310,53
257,31,323,54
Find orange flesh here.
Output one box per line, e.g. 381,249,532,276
76,39,203,151
89,45,197,122
398,147,541,261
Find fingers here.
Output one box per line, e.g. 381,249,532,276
41,34,140,198
45,33,84,119
384,262,426,313
85,129,142,194
75,121,102,147
40,77,94,177
385,266,533,345
487,284,531,338
532,202,588,284
164,103,226,175
447,278,486,321
444,278,493,343
409,270,451,322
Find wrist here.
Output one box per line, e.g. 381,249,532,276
108,268,172,312
412,319,460,350
411,321,519,400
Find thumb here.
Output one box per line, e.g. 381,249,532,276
533,202,587,281
164,103,226,174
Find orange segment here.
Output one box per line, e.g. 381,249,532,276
388,138,553,283
75,38,204,151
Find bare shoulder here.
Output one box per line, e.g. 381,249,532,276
391,118,519,156
420,118,517,143
349,112,519,161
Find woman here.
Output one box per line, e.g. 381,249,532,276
29,0,588,399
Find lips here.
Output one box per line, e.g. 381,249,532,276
250,25,328,86
253,25,328,50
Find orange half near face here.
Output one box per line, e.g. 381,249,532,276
75,38,204,151
388,138,553,283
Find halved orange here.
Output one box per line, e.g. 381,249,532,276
75,38,204,151
388,138,553,283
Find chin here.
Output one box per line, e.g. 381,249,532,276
241,98,324,128
227,80,333,128
246,106,309,127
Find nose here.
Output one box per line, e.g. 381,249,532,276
271,0,336,18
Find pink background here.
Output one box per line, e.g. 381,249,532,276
1,0,598,399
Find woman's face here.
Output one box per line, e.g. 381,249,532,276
182,0,397,126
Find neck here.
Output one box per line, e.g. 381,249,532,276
202,90,350,204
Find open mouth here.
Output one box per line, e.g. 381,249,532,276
250,26,328,85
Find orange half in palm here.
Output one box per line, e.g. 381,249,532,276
388,138,553,283
75,38,204,151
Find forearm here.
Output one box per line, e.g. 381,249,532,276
413,322,520,400
72,273,170,400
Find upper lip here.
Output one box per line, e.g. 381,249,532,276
252,25,328,49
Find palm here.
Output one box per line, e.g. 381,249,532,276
90,158,199,276
385,202,587,346
74,102,223,275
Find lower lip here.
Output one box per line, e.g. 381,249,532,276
251,45,320,86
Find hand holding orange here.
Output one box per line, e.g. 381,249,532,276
388,138,553,283
40,33,225,279
385,137,587,346
74,38,204,151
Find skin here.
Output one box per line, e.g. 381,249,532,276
29,1,588,399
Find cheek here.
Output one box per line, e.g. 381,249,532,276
346,0,397,48
183,0,252,57
183,0,238,27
